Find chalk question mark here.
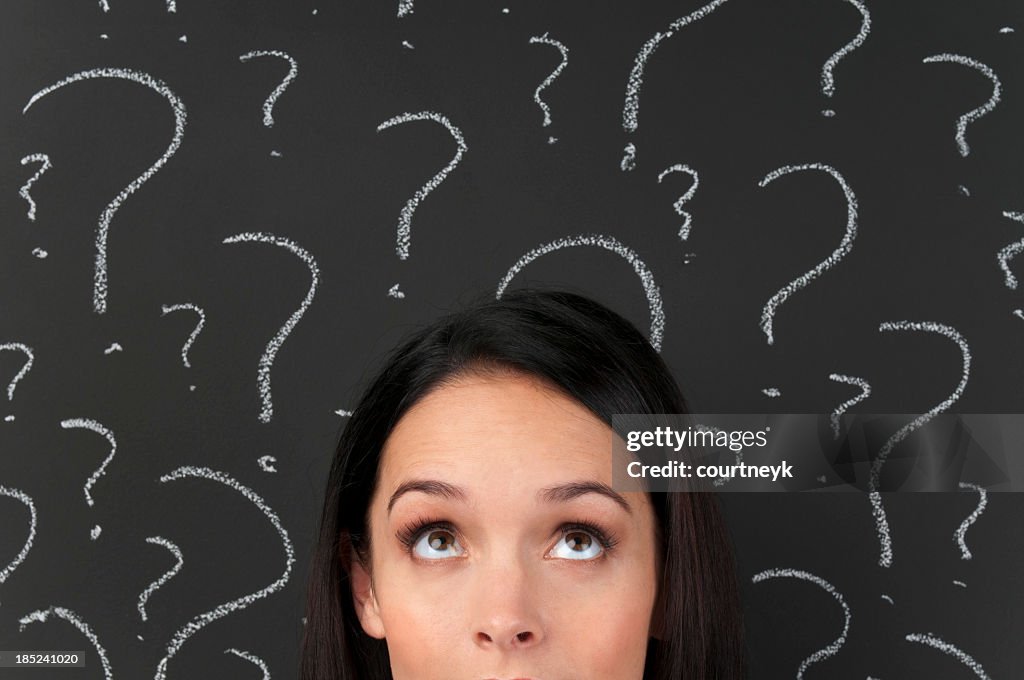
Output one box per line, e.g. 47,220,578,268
138,536,184,622
819,0,871,117
377,111,467,296
496,233,666,352
904,633,992,679
238,50,298,128
954,482,987,560
757,163,858,345
223,233,320,423
18,154,52,222
23,68,186,314
60,418,117,540
657,164,699,242
827,373,871,439
19,606,113,679
529,32,569,144
751,568,850,679
921,54,1002,158
997,210,1024,288
154,466,294,680
161,303,205,391
0,486,37,600
0,343,34,422
870,321,971,567
622,0,732,170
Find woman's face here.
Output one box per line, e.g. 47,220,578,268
350,371,660,680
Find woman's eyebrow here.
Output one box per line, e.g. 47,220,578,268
538,481,632,514
387,479,467,514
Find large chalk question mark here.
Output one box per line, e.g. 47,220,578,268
751,567,850,679
819,0,871,117
19,154,52,222
19,606,113,679
23,68,186,314
757,163,858,345
921,54,1002,158
223,232,320,423
138,536,184,622
154,465,294,680
377,112,467,264
954,482,987,560
0,343,35,423
870,321,971,567
161,303,205,391
529,32,569,143
496,233,665,352
904,633,991,679
657,164,699,242
238,50,298,128
622,0,732,170
0,486,37,601
60,418,117,539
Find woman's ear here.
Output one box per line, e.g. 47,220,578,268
349,549,386,639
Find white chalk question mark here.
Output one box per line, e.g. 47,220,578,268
529,32,569,144
377,111,467,296
23,68,186,314
921,54,1002,158
496,233,666,352
954,482,987,560
161,303,205,391
138,536,184,622
19,606,113,679
757,163,858,345
154,466,294,680
819,0,871,117
828,373,871,439
657,164,699,241
223,233,320,423
997,211,1024,288
904,633,991,679
238,50,298,128
871,321,971,567
0,486,37,600
622,0,732,170
19,154,52,222
751,568,850,679
0,343,34,423
60,418,117,539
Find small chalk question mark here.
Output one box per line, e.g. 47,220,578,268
377,111,467,296
657,164,699,242
819,0,871,117
23,68,186,314
954,482,987,560
757,163,858,345
60,418,117,540
138,537,184,621
161,303,205,391
997,211,1024,288
922,54,1002,158
0,343,34,423
827,373,871,439
238,50,298,128
18,154,52,222
529,32,569,143
223,233,320,423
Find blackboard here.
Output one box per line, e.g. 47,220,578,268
1,0,1022,677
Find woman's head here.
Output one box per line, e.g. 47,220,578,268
301,289,746,679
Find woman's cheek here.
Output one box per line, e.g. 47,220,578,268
378,574,467,677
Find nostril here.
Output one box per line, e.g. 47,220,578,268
516,631,532,643
477,632,493,644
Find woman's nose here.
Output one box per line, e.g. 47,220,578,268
470,561,544,650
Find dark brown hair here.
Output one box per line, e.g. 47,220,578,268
300,289,747,679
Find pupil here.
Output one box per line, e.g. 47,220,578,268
569,532,591,551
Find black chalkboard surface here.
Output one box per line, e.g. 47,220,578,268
1,1,1022,677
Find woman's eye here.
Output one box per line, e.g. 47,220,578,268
549,529,603,560
412,529,465,559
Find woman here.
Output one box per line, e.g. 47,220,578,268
300,289,747,679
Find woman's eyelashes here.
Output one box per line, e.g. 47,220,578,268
396,519,618,562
